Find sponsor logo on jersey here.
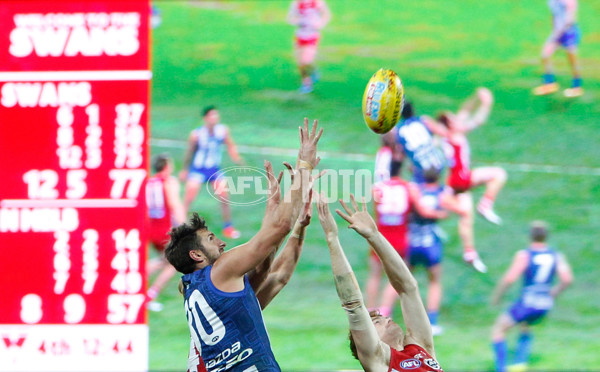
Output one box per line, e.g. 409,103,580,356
400,358,422,369
424,358,442,370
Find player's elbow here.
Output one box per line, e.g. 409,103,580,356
394,276,419,295
562,272,574,288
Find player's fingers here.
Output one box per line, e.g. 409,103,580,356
282,161,295,181
339,199,353,216
313,156,321,168
350,194,359,212
335,209,352,223
314,169,327,182
264,160,274,180
299,126,304,143
361,196,367,212
314,127,324,144
310,119,318,138
277,171,283,185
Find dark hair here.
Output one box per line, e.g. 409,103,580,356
348,310,381,361
437,112,451,128
152,153,170,173
530,221,548,242
423,167,441,183
401,101,414,119
202,105,217,117
390,159,403,178
165,213,208,274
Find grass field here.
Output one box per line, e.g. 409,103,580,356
148,1,600,371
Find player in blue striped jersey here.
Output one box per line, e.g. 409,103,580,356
491,221,573,372
393,102,446,184
180,105,245,239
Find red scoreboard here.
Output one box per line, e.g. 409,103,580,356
0,1,151,370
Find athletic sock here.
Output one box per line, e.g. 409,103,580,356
514,332,533,365
572,77,582,88
543,73,556,84
493,340,508,372
223,221,232,229
427,311,439,326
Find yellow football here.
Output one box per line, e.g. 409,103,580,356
362,68,405,134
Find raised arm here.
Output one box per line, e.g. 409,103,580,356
550,252,573,298
316,194,390,371
458,87,493,132
336,195,435,357
421,115,450,138
491,250,529,305
255,192,313,309
211,119,322,292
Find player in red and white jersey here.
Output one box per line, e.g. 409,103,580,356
287,0,331,93
423,87,507,273
145,154,186,311
316,195,443,372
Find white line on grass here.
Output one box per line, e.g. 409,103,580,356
151,138,600,177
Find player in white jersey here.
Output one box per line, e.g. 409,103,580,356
180,106,244,239
287,0,331,93
533,0,582,97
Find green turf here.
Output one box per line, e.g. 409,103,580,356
148,1,600,370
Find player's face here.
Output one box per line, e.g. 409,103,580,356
372,314,404,347
204,109,220,126
197,229,226,264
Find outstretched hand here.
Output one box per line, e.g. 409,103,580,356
477,87,493,105
335,194,378,239
315,192,338,237
297,118,323,170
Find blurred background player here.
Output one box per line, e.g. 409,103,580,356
368,145,448,318
180,105,244,239
287,0,331,94
533,0,582,97
490,221,573,372
394,101,446,184
146,153,186,311
423,87,507,273
316,194,443,372
406,167,466,336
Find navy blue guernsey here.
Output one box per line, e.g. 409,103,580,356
409,184,444,248
395,117,446,181
182,266,281,372
519,248,558,310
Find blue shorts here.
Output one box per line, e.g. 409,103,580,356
188,167,221,184
508,301,548,325
408,243,442,268
557,24,580,49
